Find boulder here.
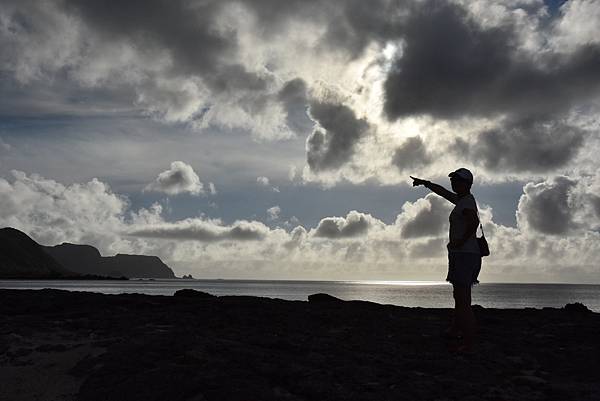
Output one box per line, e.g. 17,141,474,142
308,293,344,303
174,289,216,299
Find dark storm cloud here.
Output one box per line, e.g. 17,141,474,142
4,0,599,178
62,0,267,93
314,211,370,239
518,176,578,235
128,221,267,241
319,0,404,57
278,78,313,134
401,195,449,238
391,136,431,171
383,2,600,121
306,102,370,171
591,195,600,219
454,118,585,173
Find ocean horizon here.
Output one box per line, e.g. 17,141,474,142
2,279,599,312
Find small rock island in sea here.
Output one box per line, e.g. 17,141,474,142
0,227,175,279
0,288,598,401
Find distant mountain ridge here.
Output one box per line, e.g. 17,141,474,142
0,227,175,279
0,228,74,278
44,243,175,278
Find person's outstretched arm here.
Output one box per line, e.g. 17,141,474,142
410,176,458,204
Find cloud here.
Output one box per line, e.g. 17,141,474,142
552,0,600,48
127,219,269,242
591,195,600,219
383,1,600,122
60,0,240,88
306,101,370,172
256,176,270,186
313,210,379,239
267,205,281,221
288,165,297,181
145,161,204,195
391,136,432,171
4,0,600,186
0,0,288,138
409,238,445,259
2,170,600,281
399,194,452,238
466,118,586,173
208,182,217,195
278,78,313,134
256,176,279,192
0,170,127,250
284,225,307,250
517,176,579,235
4,1,600,282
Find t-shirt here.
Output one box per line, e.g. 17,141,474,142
448,194,480,254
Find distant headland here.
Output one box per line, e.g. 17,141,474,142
0,227,175,279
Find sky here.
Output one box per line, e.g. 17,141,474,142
1,0,599,283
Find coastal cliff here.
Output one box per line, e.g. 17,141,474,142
0,228,74,278
45,243,175,278
0,227,175,279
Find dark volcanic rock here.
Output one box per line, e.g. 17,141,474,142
1,289,599,401
308,293,344,303
0,227,75,278
564,302,592,314
174,289,216,298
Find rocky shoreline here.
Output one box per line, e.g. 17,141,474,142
1,289,599,401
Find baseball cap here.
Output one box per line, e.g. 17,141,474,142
448,168,473,183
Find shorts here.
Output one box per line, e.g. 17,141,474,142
446,252,482,287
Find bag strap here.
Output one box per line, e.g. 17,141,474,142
470,194,485,237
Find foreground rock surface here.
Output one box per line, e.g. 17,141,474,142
1,289,599,401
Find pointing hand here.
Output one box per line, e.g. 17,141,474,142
410,176,427,187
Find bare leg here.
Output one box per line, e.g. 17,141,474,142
466,285,477,346
453,285,475,348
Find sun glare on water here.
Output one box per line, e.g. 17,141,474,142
345,280,449,286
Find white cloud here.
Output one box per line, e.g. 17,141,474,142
256,175,280,192
266,205,281,221
145,161,204,196
552,0,600,49
128,218,270,242
288,165,297,181
311,210,384,239
208,182,217,195
0,170,127,252
2,170,600,282
256,176,270,186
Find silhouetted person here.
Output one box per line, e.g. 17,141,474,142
411,168,481,352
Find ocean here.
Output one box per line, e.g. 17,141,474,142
1,279,599,312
